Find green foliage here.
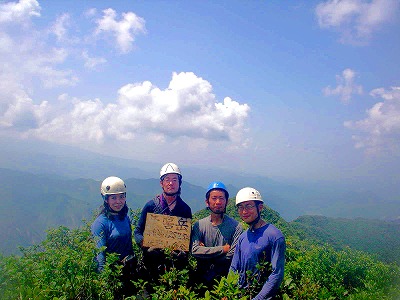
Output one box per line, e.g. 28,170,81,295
280,239,400,299
206,272,246,300
1,208,399,299
291,215,400,265
0,225,123,300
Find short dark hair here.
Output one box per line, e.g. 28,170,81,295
206,188,229,201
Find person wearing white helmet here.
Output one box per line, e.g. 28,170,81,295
191,181,243,288
134,163,192,280
91,176,136,296
230,187,286,300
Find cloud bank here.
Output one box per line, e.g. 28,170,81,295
0,72,250,146
0,1,250,150
315,0,399,44
345,87,400,154
323,68,363,103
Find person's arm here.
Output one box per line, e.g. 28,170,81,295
226,223,244,260
134,203,150,246
229,239,241,273
91,218,107,272
253,237,286,300
191,221,226,258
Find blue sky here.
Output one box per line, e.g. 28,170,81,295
1,0,400,191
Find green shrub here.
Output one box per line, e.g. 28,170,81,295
1,220,399,300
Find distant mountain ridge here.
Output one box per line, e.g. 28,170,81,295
1,140,399,222
291,215,400,265
2,166,400,269
1,139,400,255
0,168,206,255
193,200,400,266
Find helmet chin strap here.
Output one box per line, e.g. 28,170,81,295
103,201,128,219
163,185,181,197
248,206,261,232
164,191,178,196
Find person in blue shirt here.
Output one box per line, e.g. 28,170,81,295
230,187,286,300
91,176,136,296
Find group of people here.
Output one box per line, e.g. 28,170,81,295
91,162,286,299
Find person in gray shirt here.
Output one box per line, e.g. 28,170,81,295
191,181,243,288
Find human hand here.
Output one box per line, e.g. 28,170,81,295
222,244,231,253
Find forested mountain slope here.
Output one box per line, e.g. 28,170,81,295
2,166,400,267
194,203,400,266
1,185,400,299
0,168,204,255
291,215,400,265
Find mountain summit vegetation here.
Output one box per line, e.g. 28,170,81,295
1,165,400,299
1,197,399,299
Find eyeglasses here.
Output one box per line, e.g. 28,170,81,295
163,178,179,184
237,204,256,212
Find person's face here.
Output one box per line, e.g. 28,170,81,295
106,193,126,212
160,173,180,195
237,200,262,224
207,189,227,214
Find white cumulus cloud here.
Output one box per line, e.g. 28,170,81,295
315,0,399,44
344,86,400,154
323,68,363,103
1,72,250,148
94,8,146,53
0,0,40,24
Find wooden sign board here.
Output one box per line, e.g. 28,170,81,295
143,213,191,251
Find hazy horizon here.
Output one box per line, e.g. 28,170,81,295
1,0,399,206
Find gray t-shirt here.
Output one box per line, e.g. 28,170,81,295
191,214,243,263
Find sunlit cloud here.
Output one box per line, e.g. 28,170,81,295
0,0,40,24
0,1,79,90
344,87,400,154
315,0,399,44
0,72,250,148
323,68,363,103
94,8,146,53
82,50,107,69
49,13,79,44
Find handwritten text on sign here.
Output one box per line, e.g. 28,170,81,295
143,213,191,251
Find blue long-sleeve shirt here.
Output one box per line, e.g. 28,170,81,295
230,223,286,300
91,213,134,271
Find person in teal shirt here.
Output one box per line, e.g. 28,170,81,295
91,176,136,297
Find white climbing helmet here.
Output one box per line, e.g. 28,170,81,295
160,162,182,179
235,187,263,206
100,176,127,196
